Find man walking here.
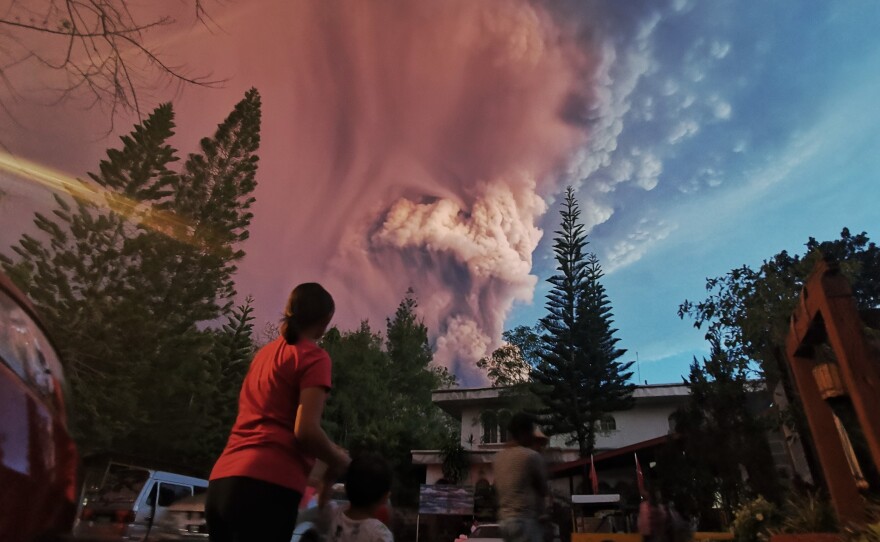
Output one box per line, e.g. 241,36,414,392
494,413,549,542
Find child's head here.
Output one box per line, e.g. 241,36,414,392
345,453,393,510
508,412,536,446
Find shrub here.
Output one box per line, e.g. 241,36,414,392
734,496,782,542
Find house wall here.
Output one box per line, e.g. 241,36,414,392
420,386,690,490
465,402,679,452
593,404,677,450
425,460,499,485
460,406,483,447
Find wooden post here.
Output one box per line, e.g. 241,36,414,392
811,266,880,471
783,259,880,525
785,346,865,524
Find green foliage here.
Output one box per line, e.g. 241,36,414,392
477,344,530,387
659,333,781,521
440,438,470,484
531,186,634,456
197,298,257,470
0,90,262,469
674,228,880,521
772,492,837,535
733,496,781,542
320,290,457,505
679,228,880,381
504,325,543,368
478,325,545,387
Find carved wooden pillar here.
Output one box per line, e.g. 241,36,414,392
785,259,880,525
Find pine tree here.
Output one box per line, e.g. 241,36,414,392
531,187,634,456
124,89,263,463
1,104,179,451
198,297,256,472
580,252,635,429
320,290,456,504
1,90,263,466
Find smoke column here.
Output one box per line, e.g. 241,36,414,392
244,0,594,384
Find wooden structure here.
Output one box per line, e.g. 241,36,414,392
785,259,880,525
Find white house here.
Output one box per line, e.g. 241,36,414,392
412,383,691,487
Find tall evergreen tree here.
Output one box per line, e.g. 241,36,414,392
321,290,456,504
531,187,634,456
580,252,635,421
1,90,263,466
198,297,256,472
2,104,180,451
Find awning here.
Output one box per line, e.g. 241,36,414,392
549,435,671,478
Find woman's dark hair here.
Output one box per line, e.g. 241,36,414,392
280,283,335,344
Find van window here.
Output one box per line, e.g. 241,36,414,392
89,467,151,507
158,483,192,507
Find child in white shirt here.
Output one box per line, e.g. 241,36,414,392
327,454,394,542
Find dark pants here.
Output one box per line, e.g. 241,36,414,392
206,476,302,542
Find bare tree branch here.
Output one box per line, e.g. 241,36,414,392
0,0,225,128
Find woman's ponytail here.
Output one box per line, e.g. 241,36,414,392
281,315,301,344
280,283,335,345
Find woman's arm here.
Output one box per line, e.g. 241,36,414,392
295,387,350,472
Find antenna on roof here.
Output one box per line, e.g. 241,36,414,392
636,351,641,384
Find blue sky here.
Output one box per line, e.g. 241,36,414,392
510,0,880,384
2,0,879,386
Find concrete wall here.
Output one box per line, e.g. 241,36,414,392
594,404,677,450
460,406,483,447
424,460,498,485
464,403,678,452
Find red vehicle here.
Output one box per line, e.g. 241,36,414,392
0,273,78,541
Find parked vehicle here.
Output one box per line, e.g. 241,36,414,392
0,273,79,541
73,463,207,541
149,493,209,541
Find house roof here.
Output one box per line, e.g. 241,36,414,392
431,383,691,419
548,435,671,477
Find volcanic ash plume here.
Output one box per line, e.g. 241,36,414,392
371,181,546,383
268,0,592,383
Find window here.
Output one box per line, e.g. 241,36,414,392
481,410,515,444
497,409,512,443
481,411,498,444
93,467,150,505
158,483,192,507
598,416,617,432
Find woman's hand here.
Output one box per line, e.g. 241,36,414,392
296,388,350,468
318,451,350,509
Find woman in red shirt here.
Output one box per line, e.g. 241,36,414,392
206,283,351,542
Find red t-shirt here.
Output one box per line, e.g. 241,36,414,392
209,336,332,492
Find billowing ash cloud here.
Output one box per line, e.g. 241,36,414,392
0,0,601,385
370,181,546,383
247,0,595,383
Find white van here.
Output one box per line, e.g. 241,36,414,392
73,463,208,541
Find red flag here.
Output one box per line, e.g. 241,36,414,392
590,454,599,495
635,453,647,497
